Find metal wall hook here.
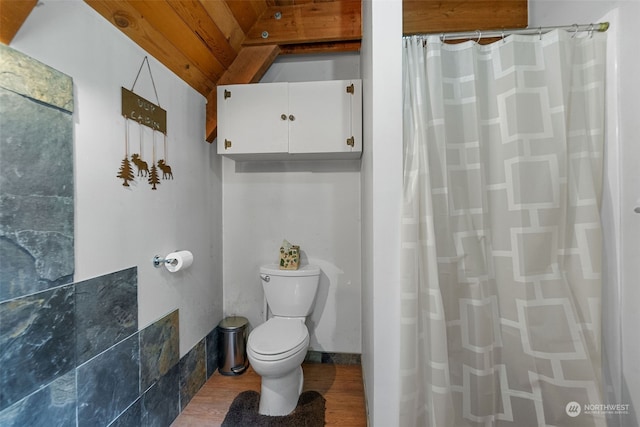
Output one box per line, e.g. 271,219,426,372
153,255,177,268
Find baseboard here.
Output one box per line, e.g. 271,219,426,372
304,350,361,365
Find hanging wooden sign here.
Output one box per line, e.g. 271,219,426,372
121,87,166,134
116,56,174,189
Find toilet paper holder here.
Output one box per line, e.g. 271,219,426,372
152,255,178,268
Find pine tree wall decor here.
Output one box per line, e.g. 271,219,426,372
148,164,160,190
116,118,135,186
117,156,135,186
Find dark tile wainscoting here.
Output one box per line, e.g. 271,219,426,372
0,267,220,427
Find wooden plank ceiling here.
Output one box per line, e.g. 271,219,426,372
0,0,527,142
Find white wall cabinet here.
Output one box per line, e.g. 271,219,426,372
217,79,362,160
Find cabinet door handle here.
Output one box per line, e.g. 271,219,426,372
281,114,287,120
289,114,295,121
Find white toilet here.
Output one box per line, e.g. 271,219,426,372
247,263,320,416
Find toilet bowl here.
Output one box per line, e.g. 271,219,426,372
247,317,309,415
246,264,320,416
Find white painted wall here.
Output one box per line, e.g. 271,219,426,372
221,53,362,353
360,0,403,425
530,1,640,424
11,0,223,356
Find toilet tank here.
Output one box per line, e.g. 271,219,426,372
259,264,320,317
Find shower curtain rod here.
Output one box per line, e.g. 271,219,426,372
404,22,609,41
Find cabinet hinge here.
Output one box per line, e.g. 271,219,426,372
224,89,231,99
224,139,232,149
346,83,354,94
346,136,355,147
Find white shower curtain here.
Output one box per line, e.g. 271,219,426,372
400,30,607,426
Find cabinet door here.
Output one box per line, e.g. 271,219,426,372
287,80,361,155
217,82,289,155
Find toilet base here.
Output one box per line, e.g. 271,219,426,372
258,365,304,416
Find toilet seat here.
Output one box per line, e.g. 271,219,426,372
248,317,309,362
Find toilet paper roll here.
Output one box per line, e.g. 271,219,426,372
165,250,193,273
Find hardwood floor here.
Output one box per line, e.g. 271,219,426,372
172,363,368,426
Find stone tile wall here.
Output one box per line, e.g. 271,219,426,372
0,46,218,427
0,44,74,302
0,267,220,427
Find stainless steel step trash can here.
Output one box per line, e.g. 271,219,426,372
217,316,249,376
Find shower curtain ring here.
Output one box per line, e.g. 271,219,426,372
538,26,542,40
571,23,579,38
588,23,595,38
501,29,506,43
475,30,482,44
440,33,446,44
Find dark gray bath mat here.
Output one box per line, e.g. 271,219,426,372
221,390,325,427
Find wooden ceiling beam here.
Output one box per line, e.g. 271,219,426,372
244,1,361,46
403,0,528,35
85,0,216,96
269,0,315,6
224,0,267,35
166,0,240,66
279,40,360,55
0,0,37,44
205,44,280,142
123,0,230,78
198,0,246,53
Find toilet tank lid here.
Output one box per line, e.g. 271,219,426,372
260,264,320,277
